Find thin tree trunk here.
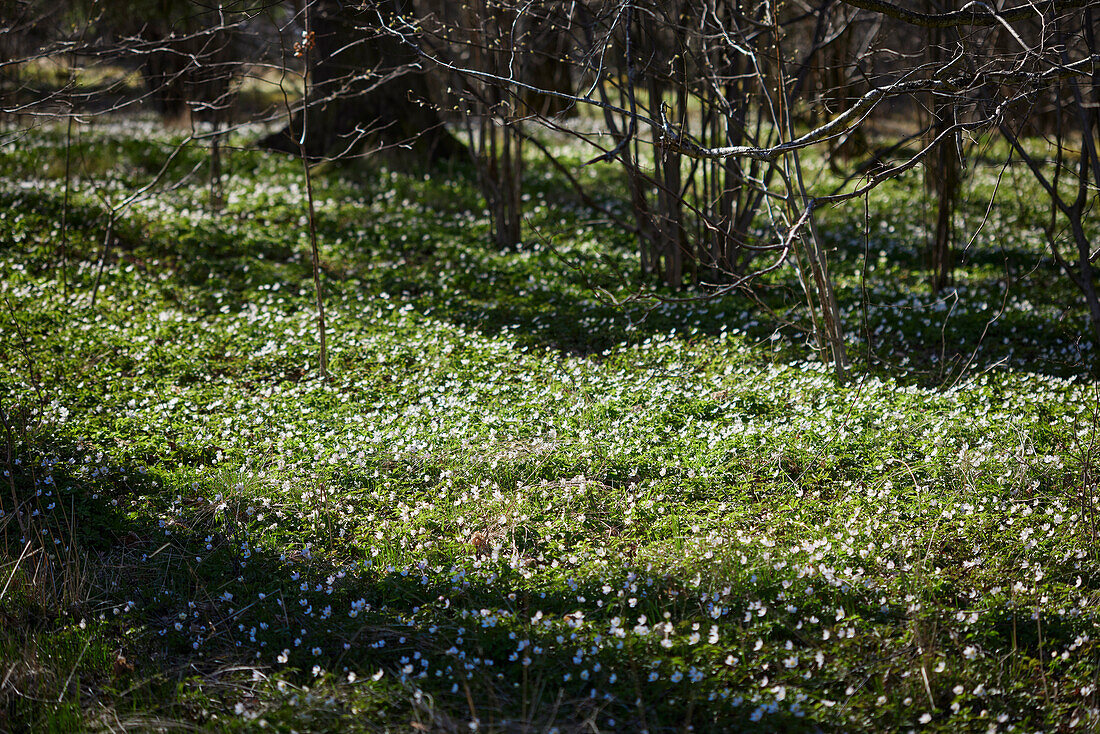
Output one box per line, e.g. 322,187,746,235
58,106,74,294
297,2,328,379
924,16,959,292
208,116,224,213
1069,213,1100,353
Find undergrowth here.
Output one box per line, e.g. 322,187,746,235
1,119,1099,732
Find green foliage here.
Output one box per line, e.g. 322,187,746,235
1,121,1099,732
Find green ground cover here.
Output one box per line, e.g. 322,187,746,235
1,119,1099,732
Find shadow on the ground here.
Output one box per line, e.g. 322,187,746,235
3,432,830,732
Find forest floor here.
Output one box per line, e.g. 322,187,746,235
1,119,1099,732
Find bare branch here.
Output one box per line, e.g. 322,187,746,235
837,0,1100,28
